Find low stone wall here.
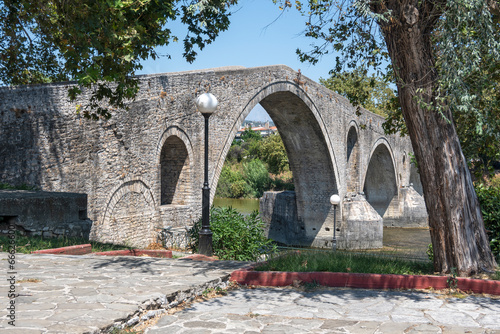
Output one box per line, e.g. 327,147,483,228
155,226,192,250
0,190,92,238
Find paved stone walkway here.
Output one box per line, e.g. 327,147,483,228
0,253,246,333
146,287,500,334
1,253,500,333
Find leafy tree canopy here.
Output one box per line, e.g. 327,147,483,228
260,133,289,174
240,127,262,142
319,67,398,119
0,0,236,119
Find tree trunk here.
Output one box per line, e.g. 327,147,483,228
377,0,497,275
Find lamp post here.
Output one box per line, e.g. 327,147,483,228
330,194,341,251
195,92,218,256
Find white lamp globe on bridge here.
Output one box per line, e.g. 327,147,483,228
330,194,341,206
195,93,218,115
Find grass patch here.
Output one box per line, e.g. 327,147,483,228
256,250,435,276
0,233,131,254
0,182,37,190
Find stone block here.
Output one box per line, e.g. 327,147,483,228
0,190,92,239
260,191,308,246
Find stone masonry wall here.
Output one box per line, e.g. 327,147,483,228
0,65,422,248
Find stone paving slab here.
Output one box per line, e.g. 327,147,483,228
145,287,500,334
0,253,247,333
2,252,500,333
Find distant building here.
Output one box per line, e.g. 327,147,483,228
235,122,278,140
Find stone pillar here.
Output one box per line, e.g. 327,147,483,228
338,193,383,249
381,185,428,228
400,185,428,227
260,191,305,246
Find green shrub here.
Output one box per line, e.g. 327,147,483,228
491,175,500,188
188,207,277,261
243,159,271,198
230,180,251,198
475,183,500,260
215,165,252,198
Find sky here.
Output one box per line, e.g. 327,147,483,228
137,0,340,121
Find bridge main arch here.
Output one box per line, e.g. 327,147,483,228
213,81,340,247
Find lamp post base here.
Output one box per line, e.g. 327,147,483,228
198,231,213,256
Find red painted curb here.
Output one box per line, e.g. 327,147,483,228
230,269,500,295
92,249,172,258
31,244,92,255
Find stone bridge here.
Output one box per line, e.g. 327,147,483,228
0,65,427,248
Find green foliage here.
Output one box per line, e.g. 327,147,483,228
437,0,500,124
226,143,246,163
215,159,271,198
215,164,252,198
319,67,398,118
492,174,500,188
188,206,277,261
0,0,236,119
427,243,434,262
438,0,500,177
241,128,262,142
270,171,295,192
243,159,271,198
216,131,293,198
475,183,500,260
239,128,263,160
260,133,289,174
256,250,434,276
0,182,37,190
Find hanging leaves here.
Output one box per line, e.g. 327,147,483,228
0,0,237,119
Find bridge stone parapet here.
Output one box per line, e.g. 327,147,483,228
0,65,427,248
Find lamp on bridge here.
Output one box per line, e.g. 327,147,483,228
195,92,218,256
330,194,341,251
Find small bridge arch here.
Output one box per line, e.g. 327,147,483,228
363,138,399,220
346,122,361,193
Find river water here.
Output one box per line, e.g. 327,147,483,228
212,197,260,215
